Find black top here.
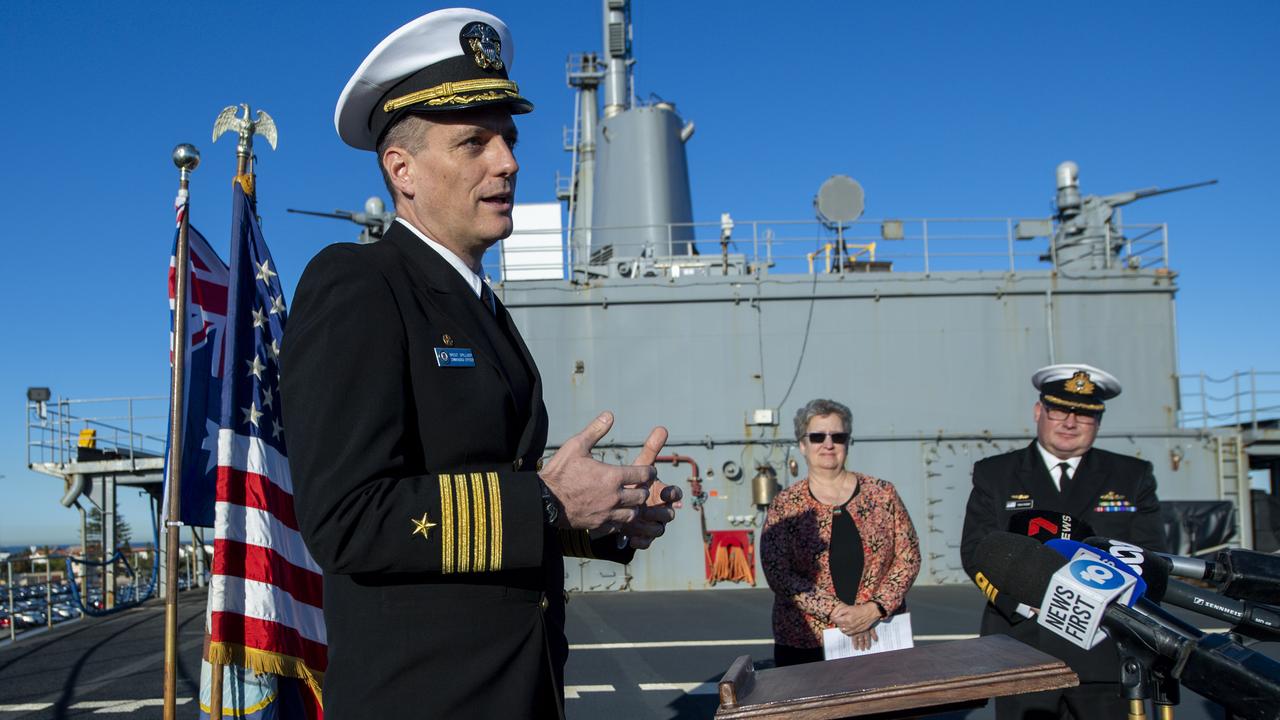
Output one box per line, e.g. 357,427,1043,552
815,483,864,605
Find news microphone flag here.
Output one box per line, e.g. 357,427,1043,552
1046,538,1148,604
164,196,229,527
202,177,325,718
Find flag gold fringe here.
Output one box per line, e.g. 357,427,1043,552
207,641,323,706
234,173,255,197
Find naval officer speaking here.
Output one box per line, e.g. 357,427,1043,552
960,364,1168,720
281,9,681,718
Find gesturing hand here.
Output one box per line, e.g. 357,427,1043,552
614,426,682,549
538,412,657,531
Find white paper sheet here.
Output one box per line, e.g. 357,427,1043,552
822,612,914,660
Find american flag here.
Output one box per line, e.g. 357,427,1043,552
204,177,325,716
164,193,229,527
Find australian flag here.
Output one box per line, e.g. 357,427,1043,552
165,194,229,527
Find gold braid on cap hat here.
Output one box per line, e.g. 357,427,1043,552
1042,394,1105,412
384,79,521,113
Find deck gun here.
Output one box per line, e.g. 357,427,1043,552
288,196,396,244
1052,161,1217,269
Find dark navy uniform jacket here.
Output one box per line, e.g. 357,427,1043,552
282,221,632,719
960,441,1167,683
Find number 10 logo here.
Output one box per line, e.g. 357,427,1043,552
1069,558,1125,590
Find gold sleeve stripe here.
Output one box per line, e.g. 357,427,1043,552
454,474,471,574
438,475,455,574
487,472,503,571
470,472,487,573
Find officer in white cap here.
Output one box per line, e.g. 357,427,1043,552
282,9,680,718
958,364,1167,720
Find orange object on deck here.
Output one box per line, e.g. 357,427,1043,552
705,530,755,586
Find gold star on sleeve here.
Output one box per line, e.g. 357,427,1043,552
411,511,437,540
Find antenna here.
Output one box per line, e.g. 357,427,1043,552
815,175,865,226
814,175,865,270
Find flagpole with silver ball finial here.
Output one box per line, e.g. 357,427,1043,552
163,143,199,720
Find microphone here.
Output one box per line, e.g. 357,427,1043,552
1083,536,1280,641
1045,538,1148,606
973,532,1280,720
1007,509,1095,543
1211,548,1280,604
1138,544,1280,604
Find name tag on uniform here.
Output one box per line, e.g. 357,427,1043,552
435,347,475,367
1006,500,1034,510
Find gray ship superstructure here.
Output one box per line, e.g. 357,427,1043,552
488,0,1272,592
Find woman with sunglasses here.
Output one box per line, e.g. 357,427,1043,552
761,398,921,667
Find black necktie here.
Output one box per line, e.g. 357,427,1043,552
479,283,496,316
1056,462,1072,487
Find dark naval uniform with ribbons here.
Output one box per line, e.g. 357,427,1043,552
959,365,1167,719
282,220,634,718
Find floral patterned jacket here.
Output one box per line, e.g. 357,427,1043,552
761,473,922,648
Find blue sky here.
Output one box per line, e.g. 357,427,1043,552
1,1,1276,545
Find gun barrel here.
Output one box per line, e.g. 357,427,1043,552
1135,179,1219,199
287,208,354,219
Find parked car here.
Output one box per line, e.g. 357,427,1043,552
14,610,46,627
50,604,78,622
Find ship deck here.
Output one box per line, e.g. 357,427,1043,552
2,586,1273,719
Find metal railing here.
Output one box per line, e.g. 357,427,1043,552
485,217,1170,282
1179,370,1280,430
26,395,168,472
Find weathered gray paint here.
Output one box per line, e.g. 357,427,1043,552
499,267,1227,590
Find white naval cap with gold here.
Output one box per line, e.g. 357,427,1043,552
1031,363,1122,415
335,8,533,151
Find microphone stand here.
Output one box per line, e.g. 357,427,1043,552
1152,669,1180,720
1116,638,1154,720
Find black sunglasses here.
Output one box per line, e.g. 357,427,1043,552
806,432,850,445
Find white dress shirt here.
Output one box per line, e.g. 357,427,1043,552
1036,442,1082,492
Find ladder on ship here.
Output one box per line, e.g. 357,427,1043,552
1216,433,1254,549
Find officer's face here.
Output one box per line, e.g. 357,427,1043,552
397,107,519,260
1034,402,1099,459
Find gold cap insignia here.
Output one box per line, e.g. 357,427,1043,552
460,21,504,72
1067,371,1096,396
411,511,438,540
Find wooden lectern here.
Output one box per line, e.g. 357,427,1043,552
715,634,1077,719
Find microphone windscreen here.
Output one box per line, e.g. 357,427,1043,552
973,531,1069,606
1083,536,1171,602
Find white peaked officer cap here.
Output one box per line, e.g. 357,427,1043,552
1031,363,1122,415
335,8,533,151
